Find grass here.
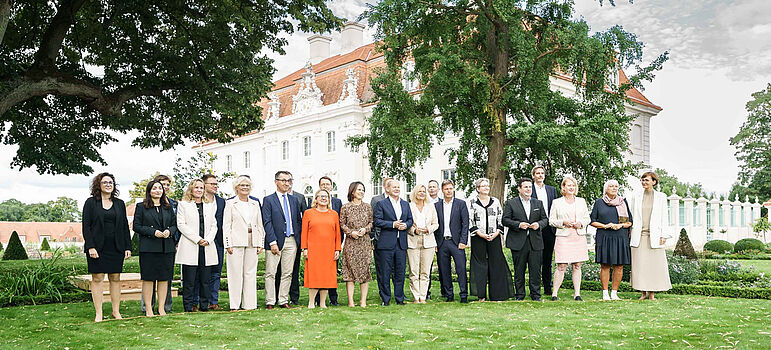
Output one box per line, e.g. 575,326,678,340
739,260,771,275
0,281,769,349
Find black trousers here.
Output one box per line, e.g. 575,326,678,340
511,236,543,300
375,248,406,304
182,252,212,311
470,235,514,301
541,227,556,295
437,239,467,300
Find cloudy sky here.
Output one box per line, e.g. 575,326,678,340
1,0,770,206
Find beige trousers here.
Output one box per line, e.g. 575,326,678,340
264,237,297,306
226,247,259,310
407,240,435,300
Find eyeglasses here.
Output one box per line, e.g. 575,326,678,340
276,178,294,183
101,181,114,185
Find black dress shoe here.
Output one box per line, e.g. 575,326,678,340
460,297,468,304
290,301,300,306
515,297,525,301
382,302,390,306
444,297,454,302
574,296,583,301
532,297,542,302
551,296,558,301
330,302,340,306
396,301,405,305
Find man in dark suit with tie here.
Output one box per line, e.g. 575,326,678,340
202,174,226,310
315,176,343,306
502,177,549,301
531,165,559,296
262,170,303,309
434,180,470,303
373,179,413,305
277,185,308,306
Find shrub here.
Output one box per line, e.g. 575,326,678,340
703,240,733,254
2,231,29,260
0,252,80,305
668,252,699,284
674,228,697,259
669,284,771,299
734,238,765,252
40,238,51,251
131,233,140,255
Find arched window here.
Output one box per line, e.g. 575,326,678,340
304,185,314,207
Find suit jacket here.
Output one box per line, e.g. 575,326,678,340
407,202,439,249
82,197,131,253
330,196,344,242
175,200,219,266
369,193,387,241
502,197,549,251
373,197,413,250
548,197,591,237
224,197,266,248
629,190,672,249
292,190,308,214
262,192,302,250
212,195,226,247
532,184,558,236
434,198,470,247
133,202,178,253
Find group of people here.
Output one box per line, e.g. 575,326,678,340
81,166,674,322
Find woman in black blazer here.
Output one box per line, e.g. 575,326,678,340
133,180,178,317
83,172,132,322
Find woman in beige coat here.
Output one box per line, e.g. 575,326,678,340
223,175,266,310
407,184,439,303
548,176,591,301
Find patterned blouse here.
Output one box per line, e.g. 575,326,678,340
467,195,504,236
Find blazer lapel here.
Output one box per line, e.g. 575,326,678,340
384,198,397,221
513,198,527,221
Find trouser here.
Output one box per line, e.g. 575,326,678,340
470,235,511,300
265,238,297,306
182,250,211,311
140,279,173,313
276,248,302,304
375,248,406,304
541,228,556,295
226,246,259,310
511,236,543,300
407,245,434,300
193,242,224,306
437,239,467,299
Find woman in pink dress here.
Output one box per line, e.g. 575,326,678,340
548,176,591,301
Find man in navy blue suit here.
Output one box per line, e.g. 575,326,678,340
434,180,470,303
373,179,413,305
262,170,302,309
315,176,343,306
531,166,559,296
202,174,226,310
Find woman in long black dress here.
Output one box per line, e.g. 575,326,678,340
590,180,633,301
133,180,177,316
83,172,132,322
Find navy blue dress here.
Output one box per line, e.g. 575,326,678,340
590,198,633,265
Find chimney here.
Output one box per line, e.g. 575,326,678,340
308,34,332,65
340,21,365,54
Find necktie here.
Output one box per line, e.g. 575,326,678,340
282,194,292,237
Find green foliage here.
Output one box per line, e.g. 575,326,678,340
129,172,161,200
172,152,235,199
131,233,140,256
0,197,80,222
729,83,771,201
0,251,81,305
667,253,699,284
674,228,697,259
703,239,734,254
39,238,50,252
0,0,342,175
701,250,771,260
734,238,766,253
752,216,771,241
354,0,667,198
654,168,706,197
2,231,28,260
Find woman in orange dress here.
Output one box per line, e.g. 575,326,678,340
301,189,342,308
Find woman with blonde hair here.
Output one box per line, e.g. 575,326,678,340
176,179,219,312
406,184,439,303
223,175,265,310
467,178,513,301
548,176,591,301
301,189,342,308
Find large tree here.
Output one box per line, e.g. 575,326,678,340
729,83,771,202
0,0,341,175
351,0,666,199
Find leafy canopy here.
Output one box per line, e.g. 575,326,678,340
0,0,342,175
351,0,666,199
729,83,771,202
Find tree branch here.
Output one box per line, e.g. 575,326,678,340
417,1,478,15
33,0,87,70
0,0,10,44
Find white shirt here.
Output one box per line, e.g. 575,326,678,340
429,195,440,204
275,190,293,222
234,200,252,227
519,196,531,221
389,196,402,220
534,183,549,214
414,206,427,228
443,198,453,238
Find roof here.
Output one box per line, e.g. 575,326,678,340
0,221,83,244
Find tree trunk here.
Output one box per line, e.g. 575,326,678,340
486,128,507,200
0,0,10,44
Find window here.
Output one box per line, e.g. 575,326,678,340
373,181,383,196
706,207,712,228
403,172,416,194
730,207,736,227
282,141,289,160
741,207,746,226
243,151,250,169
303,136,311,157
678,202,686,226
331,182,338,198
719,206,725,226
303,185,314,207
401,61,419,91
632,124,643,149
226,155,232,172
327,131,336,152
441,168,457,182
18,235,26,244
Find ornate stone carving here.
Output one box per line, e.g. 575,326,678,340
338,68,360,104
292,61,324,114
267,92,280,120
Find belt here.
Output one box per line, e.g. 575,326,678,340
444,236,452,240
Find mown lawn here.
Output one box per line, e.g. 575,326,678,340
739,260,771,275
0,282,768,349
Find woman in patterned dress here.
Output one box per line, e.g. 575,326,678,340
340,182,373,307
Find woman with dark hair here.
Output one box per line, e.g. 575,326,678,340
83,172,132,322
340,182,373,307
133,180,177,316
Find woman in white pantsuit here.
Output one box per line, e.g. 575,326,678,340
223,176,265,310
407,184,439,303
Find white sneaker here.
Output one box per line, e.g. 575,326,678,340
602,290,610,301
610,290,622,300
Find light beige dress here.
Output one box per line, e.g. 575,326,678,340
630,191,672,291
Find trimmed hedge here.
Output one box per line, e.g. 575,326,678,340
40,238,51,251
2,231,28,260
703,240,733,254
562,280,771,299
734,238,765,253
0,291,90,308
674,228,697,259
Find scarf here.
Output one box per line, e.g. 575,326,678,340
602,194,629,222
